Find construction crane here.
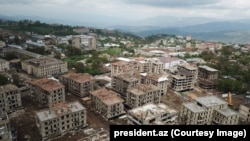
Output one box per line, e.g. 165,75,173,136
228,92,233,106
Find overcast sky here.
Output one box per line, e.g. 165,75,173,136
1,0,250,27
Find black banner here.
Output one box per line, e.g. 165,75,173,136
110,125,250,140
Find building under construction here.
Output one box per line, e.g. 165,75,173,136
0,84,22,114
239,104,250,123
90,88,125,119
111,73,140,99
126,84,161,108
0,113,12,141
170,64,197,91
35,101,87,141
29,78,65,107
59,72,94,97
198,65,218,89
127,103,178,125
137,58,164,74
111,61,132,77
21,57,68,77
0,58,10,72
179,95,239,125
140,72,169,96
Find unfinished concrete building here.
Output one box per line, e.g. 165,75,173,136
140,72,169,96
136,58,164,74
35,101,87,141
170,64,197,91
111,73,140,99
90,88,125,119
0,84,22,113
198,65,218,89
59,72,94,97
21,57,68,77
0,58,10,72
179,96,239,125
239,104,250,123
29,78,65,107
126,84,161,108
111,61,129,76
127,103,178,125
0,113,12,141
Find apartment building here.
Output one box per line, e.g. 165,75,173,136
136,58,164,74
111,61,132,77
35,101,87,141
0,84,22,113
127,103,178,125
59,72,94,97
72,35,96,50
29,78,65,107
140,72,169,96
126,84,161,108
0,58,10,72
239,104,250,123
0,113,12,141
21,57,68,77
198,65,218,89
72,37,81,49
111,73,140,99
179,96,239,125
170,64,197,91
90,88,125,119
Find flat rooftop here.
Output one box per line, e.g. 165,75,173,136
128,84,160,95
128,103,177,121
199,65,218,72
112,61,128,66
141,73,169,82
90,88,124,106
183,102,207,113
114,73,139,82
62,72,93,83
171,74,186,80
24,57,65,67
0,84,19,93
195,95,227,107
179,64,197,70
36,101,85,122
216,107,238,117
30,78,64,92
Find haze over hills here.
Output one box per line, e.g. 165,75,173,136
1,14,250,44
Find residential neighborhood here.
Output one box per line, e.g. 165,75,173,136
0,19,250,141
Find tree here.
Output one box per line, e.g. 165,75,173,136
0,74,9,85
4,52,17,60
14,35,20,45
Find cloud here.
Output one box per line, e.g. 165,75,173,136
121,0,218,8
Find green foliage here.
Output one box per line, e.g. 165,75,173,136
4,52,17,60
0,20,77,36
0,74,9,85
64,50,107,75
217,79,244,94
198,45,250,93
65,46,82,56
199,51,216,61
105,47,122,56
26,47,47,55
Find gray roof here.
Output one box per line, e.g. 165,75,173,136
36,101,86,122
215,108,238,117
183,102,207,113
195,96,227,107
199,65,218,72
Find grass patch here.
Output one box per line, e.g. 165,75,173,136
105,48,122,56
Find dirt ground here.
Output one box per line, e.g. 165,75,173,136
10,92,111,141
